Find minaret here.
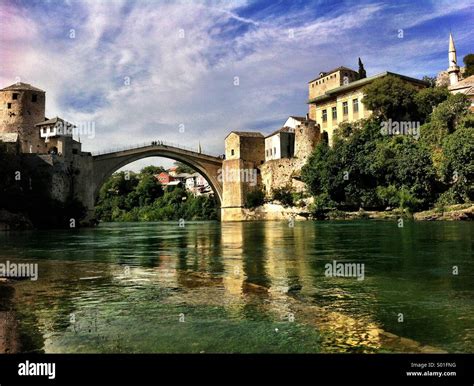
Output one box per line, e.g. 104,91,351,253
448,32,460,86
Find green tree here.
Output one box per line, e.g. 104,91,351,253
245,188,265,208
272,186,294,207
463,54,474,77
422,93,470,145
303,118,437,211
421,75,437,88
414,86,449,123
141,165,165,176
362,75,419,121
135,174,163,206
174,161,195,174
438,126,474,204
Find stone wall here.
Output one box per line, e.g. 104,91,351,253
260,158,306,196
22,152,95,220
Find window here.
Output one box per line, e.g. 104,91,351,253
332,106,337,121
31,94,37,102
343,101,348,116
7,103,11,109
353,98,359,113
231,149,234,156
12,93,18,100
270,148,272,155
322,109,327,122
274,147,276,155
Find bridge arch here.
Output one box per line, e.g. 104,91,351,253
92,144,223,208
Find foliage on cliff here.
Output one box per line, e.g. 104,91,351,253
95,169,218,222
302,78,473,213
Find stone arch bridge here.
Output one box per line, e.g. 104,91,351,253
82,142,223,218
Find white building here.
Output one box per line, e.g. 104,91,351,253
264,126,295,162
283,116,306,129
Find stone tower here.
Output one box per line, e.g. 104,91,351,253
448,32,460,86
294,118,321,162
0,82,46,153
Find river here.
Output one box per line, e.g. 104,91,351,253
0,220,472,353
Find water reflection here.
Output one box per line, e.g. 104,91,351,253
0,220,472,353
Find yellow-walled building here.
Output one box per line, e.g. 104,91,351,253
307,69,427,145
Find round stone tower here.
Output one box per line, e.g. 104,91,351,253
0,82,46,153
294,118,321,162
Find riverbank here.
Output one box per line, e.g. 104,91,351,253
2,203,472,229
413,203,474,221
229,202,474,222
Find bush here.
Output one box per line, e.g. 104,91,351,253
398,187,422,212
272,186,294,207
309,193,336,219
245,188,265,209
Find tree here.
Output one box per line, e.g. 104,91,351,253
362,75,419,121
135,174,163,206
414,86,449,123
358,57,366,79
272,186,294,207
141,165,165,176
438,126,474,203
174,161,195,174
245,188,265,208
421,76,437,88
463,54,474,77
425,93,471,145
302,118,438,211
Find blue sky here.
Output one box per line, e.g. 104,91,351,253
1,0,473,169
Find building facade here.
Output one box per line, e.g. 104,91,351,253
307,70,427,145
264,127,295,162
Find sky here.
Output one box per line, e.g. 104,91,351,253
1,0,473,170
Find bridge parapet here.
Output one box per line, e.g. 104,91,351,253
93,141,222,160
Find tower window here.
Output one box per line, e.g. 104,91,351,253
7,103,11,109
231,149,234,156
332,106,337,121
12,93,18,100
32,94,37,102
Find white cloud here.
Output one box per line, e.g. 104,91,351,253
1,0,471,172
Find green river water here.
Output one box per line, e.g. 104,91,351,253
0,220,472,353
